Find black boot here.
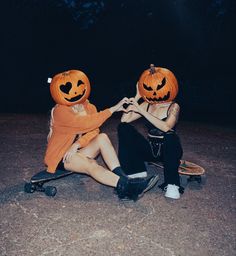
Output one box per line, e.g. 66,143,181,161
125,175,159,201
115,176,129,199
116,175,159,201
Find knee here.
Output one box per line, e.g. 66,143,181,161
86,159,100,174
96,133,110,145
77,157,100,175
64,154,98,175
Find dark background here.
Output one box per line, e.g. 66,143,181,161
2,0,235,123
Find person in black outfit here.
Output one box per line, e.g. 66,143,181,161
118,65,183,199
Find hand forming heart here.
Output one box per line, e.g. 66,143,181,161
109,97,141,114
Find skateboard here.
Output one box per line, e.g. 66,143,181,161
24,169,74,197
147,160,206,187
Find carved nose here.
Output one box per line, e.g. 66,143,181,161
153,91,157,96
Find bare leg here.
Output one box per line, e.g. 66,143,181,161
78,133,120,171
64,152,119,187
64,135,156,200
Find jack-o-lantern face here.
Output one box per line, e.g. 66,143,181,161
50,70,91,106
138,64,178,104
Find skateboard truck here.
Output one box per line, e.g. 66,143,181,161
24,181,58,197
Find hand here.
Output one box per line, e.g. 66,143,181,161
129,97,140,108
109,97,129,114
63,143,80,163
128,97,143,114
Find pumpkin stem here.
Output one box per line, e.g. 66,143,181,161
149,64,156,75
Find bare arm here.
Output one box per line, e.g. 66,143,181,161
165,103,180,129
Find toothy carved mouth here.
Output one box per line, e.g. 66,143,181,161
146,91,170,102
65,89,86,102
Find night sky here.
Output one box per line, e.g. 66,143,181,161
2,0,236,123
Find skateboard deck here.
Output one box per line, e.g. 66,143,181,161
24,169,74,196
147,160,206,187
179,160,205,175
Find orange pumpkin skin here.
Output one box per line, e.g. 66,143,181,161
50,70,91,106
138,65,178,104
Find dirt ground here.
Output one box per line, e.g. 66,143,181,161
0,114,235,256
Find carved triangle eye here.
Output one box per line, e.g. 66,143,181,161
60,82,72,94
157,77,166,90
143,83,153,91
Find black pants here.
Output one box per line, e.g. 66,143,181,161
117,123,183,186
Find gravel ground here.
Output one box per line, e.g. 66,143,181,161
0,114,235,256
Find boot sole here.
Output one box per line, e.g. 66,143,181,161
135,175,160,201
143,174,159,193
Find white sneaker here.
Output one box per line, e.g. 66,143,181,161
128,171,147,178
165,184,180,199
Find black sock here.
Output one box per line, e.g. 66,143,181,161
112,167,127,177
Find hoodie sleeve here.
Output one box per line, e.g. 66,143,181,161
53,104,112,133
75,128,100,148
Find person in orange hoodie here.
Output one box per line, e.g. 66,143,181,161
44,70,158,201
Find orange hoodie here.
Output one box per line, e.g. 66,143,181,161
44,101,112,173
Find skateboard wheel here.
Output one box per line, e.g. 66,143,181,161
180,175,188,187
24,183,35,193
45,186,57,197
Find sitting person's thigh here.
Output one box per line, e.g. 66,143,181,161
64,152,97,174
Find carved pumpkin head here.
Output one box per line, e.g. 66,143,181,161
138,64,178,104
49,70,91,106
